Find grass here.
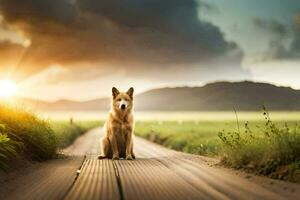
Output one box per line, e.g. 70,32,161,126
51,120,102,148
135,120,274,155
0,105,102,170
135,121,225,155
218,107,300,181
0,129,21,170
135,109,300,181
0,105,57,164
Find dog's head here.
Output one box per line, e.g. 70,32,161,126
111,87,134,112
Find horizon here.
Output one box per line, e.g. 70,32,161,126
0,0,299,101
13,80,300,103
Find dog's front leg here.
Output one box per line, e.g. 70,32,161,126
98,137,109,159
125,133,133,160
109,134,119,160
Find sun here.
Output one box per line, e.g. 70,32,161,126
0,80,17,98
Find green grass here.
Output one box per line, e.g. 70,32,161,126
51,120,103,148
135,120,275,155
135,121,226,155
0,105,57,163
0,129,22,170
0,105,102,170
135,110,300,181
218,108,300,181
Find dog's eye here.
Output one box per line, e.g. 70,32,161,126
117,98,121,101
125,98,129,101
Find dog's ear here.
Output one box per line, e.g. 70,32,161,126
112,87,120,98
126,87,134,99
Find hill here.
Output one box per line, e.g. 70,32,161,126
17,81,300,111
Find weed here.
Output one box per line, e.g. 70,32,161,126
218,107,300,181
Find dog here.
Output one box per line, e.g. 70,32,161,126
98,87,135,160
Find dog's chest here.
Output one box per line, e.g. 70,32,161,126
114,122,131,136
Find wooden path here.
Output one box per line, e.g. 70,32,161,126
1,128,299,200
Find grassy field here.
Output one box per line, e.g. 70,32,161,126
136,121,226,155
0,105,102,170
135,109,300,181
51,120,102,148
135,120,299,155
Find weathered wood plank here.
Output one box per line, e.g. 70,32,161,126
156,156,289,200
130,136,295,200
3,157,83,200
65,159,120,200
115,158,204,200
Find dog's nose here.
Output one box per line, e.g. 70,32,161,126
121,104,126,110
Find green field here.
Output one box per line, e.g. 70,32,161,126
135,120,298,154
51,120,102,148
135,110,300,181
135,110,300,154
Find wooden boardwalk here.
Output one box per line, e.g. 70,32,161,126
1,128,300,200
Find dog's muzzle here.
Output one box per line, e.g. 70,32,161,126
121,104,126,110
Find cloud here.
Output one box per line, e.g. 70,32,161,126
252,17,289,60
0,0,250,82
0,40,26,79
290,12,300,54
251,14,300,61
268,16,300,60
253,18,288,38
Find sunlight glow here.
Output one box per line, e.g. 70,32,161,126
0,80,17,97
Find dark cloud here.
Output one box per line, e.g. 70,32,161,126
0,0,249,81
253,18,288,38
253,15,300,60
290,12,300,54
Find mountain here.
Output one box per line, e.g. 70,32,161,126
17,81,300,111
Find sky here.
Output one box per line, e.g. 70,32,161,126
0,0,299,101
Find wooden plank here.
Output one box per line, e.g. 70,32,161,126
65,158,120,200
3,157,83,200
115,158,204,200
157,156,289,200
63,128,101,156
125,136,293,200
134,137,176,158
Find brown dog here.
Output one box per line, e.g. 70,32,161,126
98,87,135,160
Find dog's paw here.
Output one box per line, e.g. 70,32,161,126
112,156,119,160
98,155,106,160
126,155,133,160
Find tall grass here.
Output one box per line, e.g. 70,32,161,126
0,105,57,162
0,105,102,170
0,124,22,170
218,107,300,180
